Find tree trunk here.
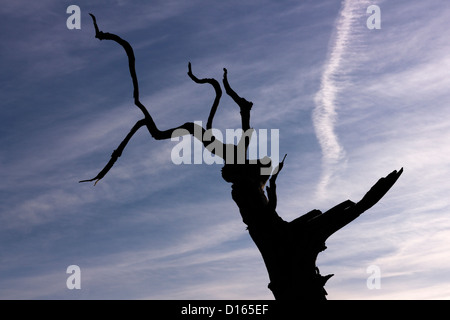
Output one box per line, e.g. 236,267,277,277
225,165,403,300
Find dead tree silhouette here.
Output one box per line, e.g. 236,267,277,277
80,14,403,300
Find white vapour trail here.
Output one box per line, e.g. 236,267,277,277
313,0,363,195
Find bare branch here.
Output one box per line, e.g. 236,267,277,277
187,63,222,130
222,69,252,110
222,68,253,132
269,154,287,184
79,119,147,184
84,15,267,184
82,15,232,184
222,68,255,158
266,154,287,211
89,13,151,122
303,167,404,241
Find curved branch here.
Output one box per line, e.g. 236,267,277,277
222,68,254,156
83,14,230,184
89,14,225,140
222,68,253,116
187,63,222,130
90,14,197,142
89,13,151,122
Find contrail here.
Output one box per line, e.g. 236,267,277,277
313,0,362,195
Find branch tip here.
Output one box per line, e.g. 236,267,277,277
89,13,100,37
79,177,101,186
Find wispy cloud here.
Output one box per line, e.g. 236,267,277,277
313,0,372,196
3,0,450,301
303,0,450,300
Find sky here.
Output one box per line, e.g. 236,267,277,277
1,0,450,300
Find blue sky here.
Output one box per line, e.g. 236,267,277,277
1,0,450,300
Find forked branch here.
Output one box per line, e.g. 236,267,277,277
81,14,227,184
81,14,272,185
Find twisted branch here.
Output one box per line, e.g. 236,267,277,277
187,62,222,130
81,14,227,184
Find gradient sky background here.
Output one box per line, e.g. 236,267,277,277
1,0,450,300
